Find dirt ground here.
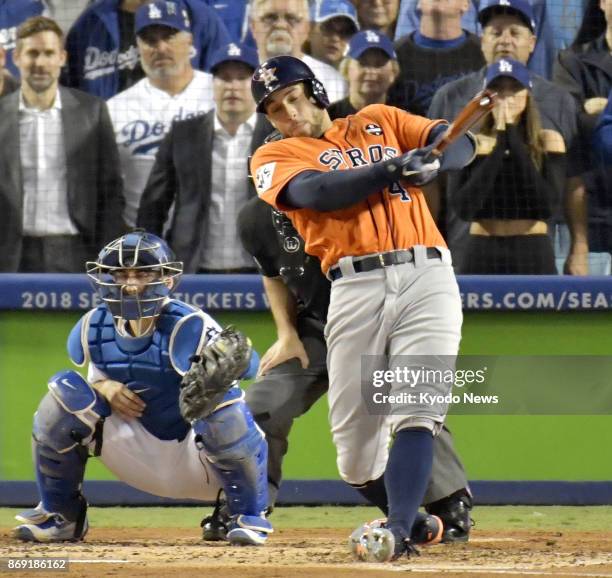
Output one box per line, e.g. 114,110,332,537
2,527,612,578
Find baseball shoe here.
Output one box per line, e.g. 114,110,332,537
226,514,273,546
349,522,420,562
426,490,474,543
13,503,88,543
201,490,230,541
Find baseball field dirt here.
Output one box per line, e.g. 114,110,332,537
2,507,612,577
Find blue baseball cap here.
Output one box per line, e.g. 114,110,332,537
311,0,360,32
135,1,191,35
478,0,536,32
210,43,260,74
485,58,533,89
347,30,396,60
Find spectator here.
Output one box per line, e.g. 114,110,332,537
553,0,612,267
0,45,19,96
304,0,359,70
45,0,91,32
593,88,612,164
137,43,272,272
0,16,125,272
107,0,215,226
428,0,589,274
590,90,612,259
63,0,230,99
388,0,485,115
352,0,400,39
393,0,558,79
0,0,47,77
203,0,251,45
249,0,347,102
451,59,565,274
327,30,399,118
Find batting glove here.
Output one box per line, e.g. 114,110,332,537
383,146,441,187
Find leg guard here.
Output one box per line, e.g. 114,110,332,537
192,389,272,542
15,370,109,541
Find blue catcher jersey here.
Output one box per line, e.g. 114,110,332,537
67,300,222,441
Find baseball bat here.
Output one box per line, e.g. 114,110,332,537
427,89,498,159
401,89,498,177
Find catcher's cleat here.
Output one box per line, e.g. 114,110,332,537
201,490,230,541
349,523,420,562
426,490,473,543
14,504,88,543
226,514,273,546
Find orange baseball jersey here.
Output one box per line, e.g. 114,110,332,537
250,104,448,274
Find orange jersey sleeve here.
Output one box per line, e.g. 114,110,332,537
250,105,448,274
250,137,321,211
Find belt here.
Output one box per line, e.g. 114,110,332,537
328,247,441,281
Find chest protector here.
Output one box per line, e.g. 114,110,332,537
69,301,219,441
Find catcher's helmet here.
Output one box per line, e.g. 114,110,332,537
86,231,183,337
251,55,330,113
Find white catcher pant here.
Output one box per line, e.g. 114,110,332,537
325,247,463,486
88,414,220,501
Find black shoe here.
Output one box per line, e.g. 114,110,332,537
201,490,230,541
425,489,474,543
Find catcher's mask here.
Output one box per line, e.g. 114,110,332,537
86,231,183,338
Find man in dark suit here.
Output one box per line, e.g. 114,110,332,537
0,16,125,272
137,43,273,273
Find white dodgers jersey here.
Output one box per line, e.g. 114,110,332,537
107,70,214,225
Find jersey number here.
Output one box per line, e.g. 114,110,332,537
389,182,411,202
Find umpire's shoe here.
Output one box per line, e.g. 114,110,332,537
13,503,88,543
425,489,473,543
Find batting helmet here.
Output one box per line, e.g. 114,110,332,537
251,55,330,113
86,231,183,337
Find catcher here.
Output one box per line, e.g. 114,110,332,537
13,231,272,545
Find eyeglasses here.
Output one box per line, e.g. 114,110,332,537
257,13,305,27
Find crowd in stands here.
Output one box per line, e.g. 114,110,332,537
0,0,610,274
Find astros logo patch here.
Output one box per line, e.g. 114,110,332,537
365,123,383,136
256,65,279,88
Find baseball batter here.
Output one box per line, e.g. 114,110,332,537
250,56,475,562
13,231,272,546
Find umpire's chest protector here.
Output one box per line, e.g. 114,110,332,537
67,301,218,441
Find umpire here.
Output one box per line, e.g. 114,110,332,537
233,195,473,543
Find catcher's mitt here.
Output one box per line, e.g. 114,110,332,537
179,326,252,421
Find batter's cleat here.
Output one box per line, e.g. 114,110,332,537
201,490,230,541
349,523,420,562
226,514,273,546
426,490,474,543
411,514,444,546
14,505,88,543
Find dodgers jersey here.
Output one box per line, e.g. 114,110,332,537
251,104,447,274
107,70,214,225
